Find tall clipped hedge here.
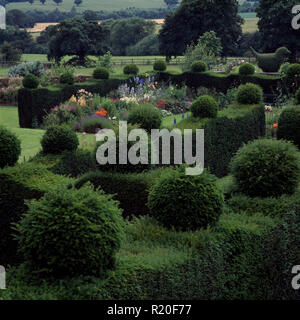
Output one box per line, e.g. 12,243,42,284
0,163,72,266
161,104,265,178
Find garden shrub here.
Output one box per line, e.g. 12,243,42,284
14,184,124,278
239,63,255,76
41,125,79,155
101,99,117,117
123,64,139,75
147,167,224,231
190,95,218,118
0,163,71,266
236,83,263,104
59,72,75,85
8,61,44,78
277,106,300,149
81,117,113,134
286,63,300,83
93,67,109,80
22,74,39,89
191,60,207,73
74,170,159,218
128,103,162,132
0,125,21,168
153,59,167,72
230,138,300,197
50,149,97,178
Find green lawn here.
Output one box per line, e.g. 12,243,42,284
0,106,96,161
0,106,44,161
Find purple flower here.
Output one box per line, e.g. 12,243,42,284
174,118,177,125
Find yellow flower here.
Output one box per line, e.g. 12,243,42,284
69,95,77,103
78,96,87,107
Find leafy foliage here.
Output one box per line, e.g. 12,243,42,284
128,103,162,132
190,95,218,118
0,125,21,168
93,67,109,80
239,63,255,76
236,83,263,104
191,60,207,73
147,167,224,231
22,74,39,89
153,59,167,72
277,107,300,149
41,125,79,155
230,138,300,197
14,184,124,277
123,64,139,75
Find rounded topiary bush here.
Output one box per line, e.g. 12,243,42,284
0,126,21,168
41,125,79,154
286,63,300,81
153,59,167,72
14,184,124,277
123,64,139,75
239,63,255,76
190,95,218,118
236,83,263,104
22,73,39,89
59,72,75,85
147,167,224,231
230,138,300,198
93,67,109,79
128,103,162,132
191,60,207,73
277,107,300,149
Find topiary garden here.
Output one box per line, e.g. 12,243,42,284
0,46,299,301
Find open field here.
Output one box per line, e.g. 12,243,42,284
6,0,166,12
242,17,259,33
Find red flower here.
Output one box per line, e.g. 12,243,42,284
157,101,166,108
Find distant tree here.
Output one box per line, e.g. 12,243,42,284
159,0,243,59
110,18,156,55
6,9,34,28
256,0,300,60
48,18,109,64
198,31,223,57
28,0,34,4
74,0,82,6
83,10,98,21
164,0,179,8
40,0,46,4
126,34,159,56
0,26,34,53
0,41,22,62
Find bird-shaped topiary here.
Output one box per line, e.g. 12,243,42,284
250,47,291,72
